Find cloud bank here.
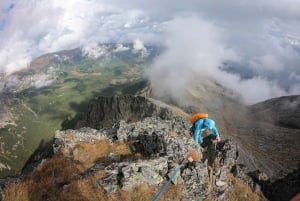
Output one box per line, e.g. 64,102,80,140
146,14,300,104
0,0,161,74
0,0,300,103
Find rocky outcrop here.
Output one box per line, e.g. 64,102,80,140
52,93,299,200
78,95,188,129
54,116,265,200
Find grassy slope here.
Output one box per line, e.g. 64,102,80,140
4,139,184,201
0,55,147,177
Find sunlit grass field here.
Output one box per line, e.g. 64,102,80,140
0,54,150,177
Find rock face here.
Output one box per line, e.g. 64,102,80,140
1,93,293,200
54,115,265,201
52,94,300,200
78,95,188,129
2,91,293,200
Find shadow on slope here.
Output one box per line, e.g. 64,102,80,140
21,139,54,175
60,79,150,130
250,162,300,201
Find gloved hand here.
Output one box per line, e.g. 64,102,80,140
216,136,221,143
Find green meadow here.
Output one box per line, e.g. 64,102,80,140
0,54,150,177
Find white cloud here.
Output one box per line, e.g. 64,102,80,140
213,72,287,104
82,43,109,59
145,16,237,102
32,74,55,88
0,0,160,74
0,0,300,103
250,54,284,73
0,35,32,74
290,84,300,95
133,38,148,57
289,72,300,82
113,44,129,52
145,14,300,104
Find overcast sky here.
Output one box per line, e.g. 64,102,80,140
0,0,300,103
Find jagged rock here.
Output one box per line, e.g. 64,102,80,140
166,84,300,182
52,112,267,200
53,127,111,155
107,152,121,163
217,139,239,168
137,130,201,161
182,162,210,201
231,163,256,189
116,116,191,141
164,134,201,163
231,164,248,178
167,162,184,185
138,132,165,156
81,95,179,129
116,117,200,161
98,169,120,193
120,158,167,191
99,158,168,192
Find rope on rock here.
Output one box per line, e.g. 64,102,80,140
152,152,190,201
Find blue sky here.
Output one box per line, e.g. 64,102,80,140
0,0,300,103
0,20,4,31
0,3,14,31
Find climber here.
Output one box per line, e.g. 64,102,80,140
190,113,221,145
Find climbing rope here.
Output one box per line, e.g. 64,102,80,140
152,152,190,201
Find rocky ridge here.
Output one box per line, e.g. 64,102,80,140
54,117,266,201
50,94,270,200
1,94,299,201
77,95,189,129
64,94,300,201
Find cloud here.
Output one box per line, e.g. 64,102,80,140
145,16,237,103
0,0,300,103
133,38,148,57
145,13,300,104
0,36,32,74
289,72,300,82
82,43,110,59
113,44,129,52
214,72,288,104
0,0,161,74
32,74,55,88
